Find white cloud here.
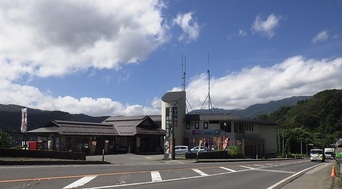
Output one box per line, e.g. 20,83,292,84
0,0,168,78
186,56,342,110
0,0,170,116
238,29,247,37
251,14,281,38
1,55,341,116
312,30,329,43
173,12,200,43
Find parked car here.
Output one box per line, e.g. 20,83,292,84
175,145,189,155
190,146,207,153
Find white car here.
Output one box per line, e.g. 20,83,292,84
310,148,324,162
190,146,207,153
175,145,189,155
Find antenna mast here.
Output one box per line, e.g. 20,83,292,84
198,54,214,114
181,41,186,91
180,41,193,113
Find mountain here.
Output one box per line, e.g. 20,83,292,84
189,96,311,118
0,104,109,133
0,95,311,132
263,89,342,150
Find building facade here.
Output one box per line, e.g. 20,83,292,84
161,91,280,158
28,116,165,155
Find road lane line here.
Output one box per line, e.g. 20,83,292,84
306,162,331,174
151,171,162,182
63,175,96,189
192,168,208,176
266,163,322,189
220,167,236,172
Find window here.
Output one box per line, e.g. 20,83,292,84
186,121,190,129
195,122,199,129
204,122,208,129
220,122,231,133
244,123,254,131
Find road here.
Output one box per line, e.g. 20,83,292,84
0,158,333,189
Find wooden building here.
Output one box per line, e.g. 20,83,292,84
28,115,165,155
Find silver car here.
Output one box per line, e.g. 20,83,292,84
175,145,189,155
190,146,207,153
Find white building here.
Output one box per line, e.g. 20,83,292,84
161,91,280,158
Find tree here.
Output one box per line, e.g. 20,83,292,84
0,130,13,148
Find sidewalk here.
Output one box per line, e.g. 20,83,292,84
279,162,342,189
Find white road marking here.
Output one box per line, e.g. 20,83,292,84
63,175,96,189
266,164,322,189
240,165,295,174
220,167,236,172
240,165,255,169
192,168,208,176
151,171,162,182
306,162,331,174
83,169,249,189
253,164,263,167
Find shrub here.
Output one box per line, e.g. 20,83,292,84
227,145,243,158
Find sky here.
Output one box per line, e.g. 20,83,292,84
1,0,342,117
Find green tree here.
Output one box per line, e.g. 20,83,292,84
0,130,13,148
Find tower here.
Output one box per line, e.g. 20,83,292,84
198,54,214,114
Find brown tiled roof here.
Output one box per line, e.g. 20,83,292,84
28,120,118,136
103,116,165,136
28,116,165,136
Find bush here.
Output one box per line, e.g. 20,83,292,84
0,130,13,148
227,145,243,158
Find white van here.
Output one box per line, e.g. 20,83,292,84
324,148,335,159
310,148,324,162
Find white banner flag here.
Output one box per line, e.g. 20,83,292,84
21,108,27,133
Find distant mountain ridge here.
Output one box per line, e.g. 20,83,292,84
189,96,311,118
0,104,109,132
0,95,310,132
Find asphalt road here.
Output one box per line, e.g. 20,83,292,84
0,156,330,189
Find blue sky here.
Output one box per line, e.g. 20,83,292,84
1,0,342,116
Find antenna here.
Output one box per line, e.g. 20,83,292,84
198,54,214,114
180,41,193,113
181,41,186,91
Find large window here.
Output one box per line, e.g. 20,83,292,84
220,122,231,133
234,122,244,133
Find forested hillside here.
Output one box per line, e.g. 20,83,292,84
258,89,342,153
0,104,108,132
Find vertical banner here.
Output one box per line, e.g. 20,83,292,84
21,108,28,133
223,137,229,150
